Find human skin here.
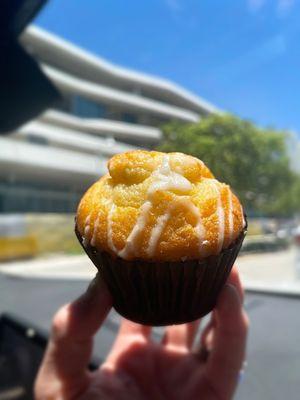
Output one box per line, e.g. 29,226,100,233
35,266,248,400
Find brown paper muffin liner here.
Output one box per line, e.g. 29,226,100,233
75,219,247,326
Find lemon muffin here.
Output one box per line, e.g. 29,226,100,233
76,150,246,325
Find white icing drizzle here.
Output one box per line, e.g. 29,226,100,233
83,156,243,257
107,204,118,253
118,201,152,259
147,211,172,257
210,180,225,253
148,155,192,196
107,155,207,259
85,214,91,226
179,198,206,256
90,216,100,247
82,214,91,246
228,188,234,243
146,197,206,258
240,203,246,228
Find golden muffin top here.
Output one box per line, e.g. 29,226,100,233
76,151,245,262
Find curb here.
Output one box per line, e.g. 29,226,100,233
245,281,300,297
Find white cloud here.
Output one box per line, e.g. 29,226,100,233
209,33,286,82
248,0,266,12
165,0,183,13
277,0,295,16
247,0,295,15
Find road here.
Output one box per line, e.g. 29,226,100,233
1,272,300,399
1,248,300,293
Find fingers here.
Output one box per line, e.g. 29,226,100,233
195,266,243,357
227,265,244,303
105,319,152,366
162,267,242,354
199,316,215,352
118,319,152,338
204,283,249,399
35,274,112,398
162,319,201,350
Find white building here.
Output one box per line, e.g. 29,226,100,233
0,25,216,213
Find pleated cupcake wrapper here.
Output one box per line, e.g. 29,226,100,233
75,221,247,326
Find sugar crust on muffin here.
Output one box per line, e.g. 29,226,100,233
76,151,245,262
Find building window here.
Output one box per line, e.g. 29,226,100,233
72,96,107,118
121,112,138,124
27,135,49,146
53,93,73,113
0,181,82,213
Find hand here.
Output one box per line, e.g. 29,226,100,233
35,266,248,400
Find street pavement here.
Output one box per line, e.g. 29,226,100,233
238,248,300,293
1,247,300,294
1,267,300,399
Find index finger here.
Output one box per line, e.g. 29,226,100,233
227,265,244,303
35,274,112,396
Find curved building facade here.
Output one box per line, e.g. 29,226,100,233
0,25,216,213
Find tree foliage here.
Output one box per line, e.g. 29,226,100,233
158,114,300,217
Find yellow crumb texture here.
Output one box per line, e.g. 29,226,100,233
77,150,244,261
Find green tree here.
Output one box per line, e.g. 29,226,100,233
158,114,300,217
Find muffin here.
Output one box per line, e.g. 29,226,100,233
75,150,246,325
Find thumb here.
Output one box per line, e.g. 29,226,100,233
35,274,112,398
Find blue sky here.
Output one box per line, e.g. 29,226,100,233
36,0,300,135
